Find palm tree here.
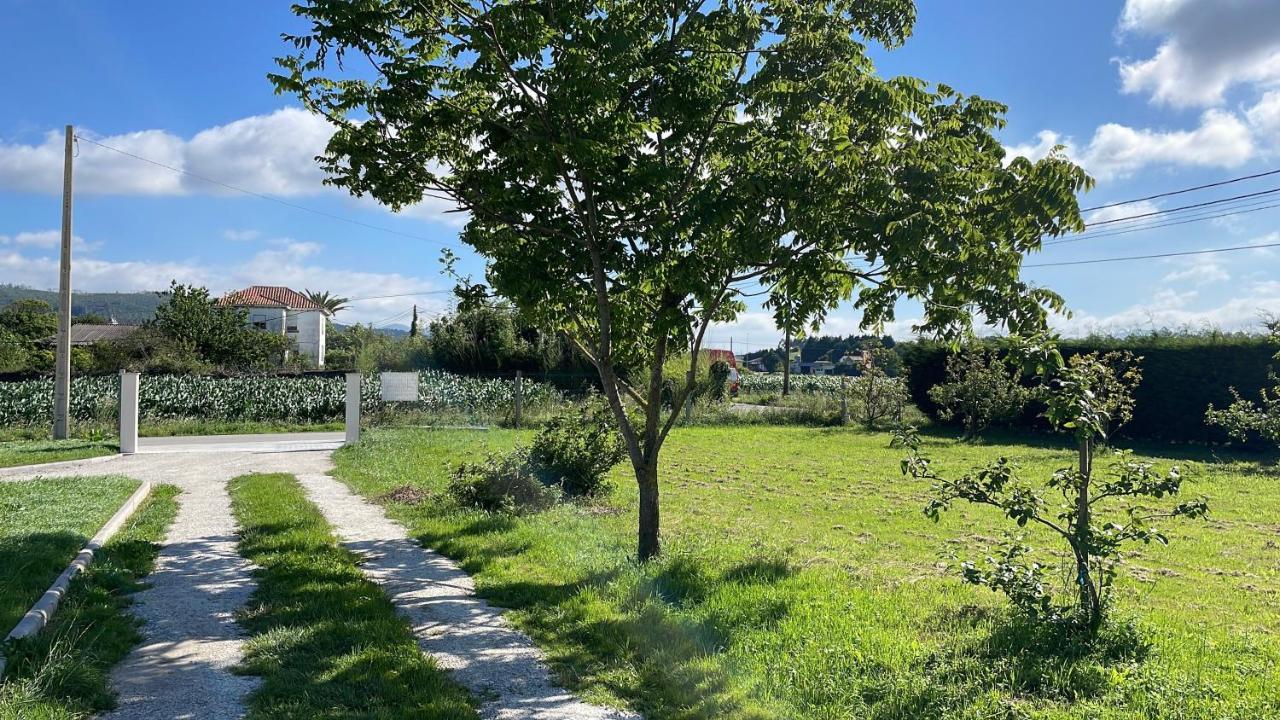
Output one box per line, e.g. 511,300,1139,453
305,289,350,317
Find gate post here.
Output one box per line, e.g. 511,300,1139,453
514,371,524,429
345,373,361,445
119,371,139,455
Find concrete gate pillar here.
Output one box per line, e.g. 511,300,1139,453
119,371,139,455
345,373,361,445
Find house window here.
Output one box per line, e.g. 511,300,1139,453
287,325,298,333
253,321,267,330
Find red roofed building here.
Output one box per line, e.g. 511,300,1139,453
221,286,327,366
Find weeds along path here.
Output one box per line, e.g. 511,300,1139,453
0,449,327,720
296,467,641,720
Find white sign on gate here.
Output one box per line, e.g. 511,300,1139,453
380,372,420,402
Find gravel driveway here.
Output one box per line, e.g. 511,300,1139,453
0,438,637,720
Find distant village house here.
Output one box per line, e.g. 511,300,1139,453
221,286,327,367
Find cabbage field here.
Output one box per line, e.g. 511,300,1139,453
738,372,845,395
0,371,561,426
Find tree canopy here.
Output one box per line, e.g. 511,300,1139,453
274,0,1091,559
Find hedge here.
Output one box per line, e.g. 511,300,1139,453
898,333,1278,444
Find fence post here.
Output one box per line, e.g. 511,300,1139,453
840,375,849,425
345,373,361,445
514,371,524,429
119,371,139,455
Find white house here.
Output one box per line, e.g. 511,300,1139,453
221,286,327,367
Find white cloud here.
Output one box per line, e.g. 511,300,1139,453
1007,110,1256,181
1161,256,1230,285
1054,287,1280,337
222,229,262,242
1118,0,1280,108
0,109,459,223
0,230,96,252
1085,200,1161,225
1081,110,1255,179
1247,90,1280,146
0,228,447,324
1004,130,1073,164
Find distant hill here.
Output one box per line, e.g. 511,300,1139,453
332,322,412,338
0,284,166,325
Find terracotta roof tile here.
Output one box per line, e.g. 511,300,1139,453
220,286,323,311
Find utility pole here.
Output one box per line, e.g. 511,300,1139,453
53,125,74,440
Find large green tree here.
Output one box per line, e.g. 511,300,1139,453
275,0,1089,560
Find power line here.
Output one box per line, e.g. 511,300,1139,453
1084,185,1280,227
73,135,462,249
1079,167,1280,213
1024,241,1280,269
1047,201,1280,246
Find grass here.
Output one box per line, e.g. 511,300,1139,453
227,472,477,719
332,425,1280,719
0,441,116,469
0,477,142,632
0,420,344,444
0,484,179,719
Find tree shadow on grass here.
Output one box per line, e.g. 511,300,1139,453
507,555,798,719
0,531,90,631
899,605,1150,716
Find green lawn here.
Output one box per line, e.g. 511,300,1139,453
0,420,344,445
0,484,178,719
0,477,141,633
228,473,477,719
0,441,116,469
333,426,1280,720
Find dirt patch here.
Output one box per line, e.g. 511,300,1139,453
377,485,432,506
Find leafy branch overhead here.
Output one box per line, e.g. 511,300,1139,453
274,0,1091,561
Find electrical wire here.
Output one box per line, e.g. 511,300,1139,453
1084,185,1280,227
1079,167,1280,213
1047,200,1280,246
1024,240,1280,269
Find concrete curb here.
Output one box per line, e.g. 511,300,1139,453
0,480,153,679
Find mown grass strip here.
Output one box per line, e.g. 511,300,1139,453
0,441,115,470
0,477,139,633
228,472,477,720
0,484,179,719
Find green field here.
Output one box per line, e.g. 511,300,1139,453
0,485,179,719
0,441,116,469
228,473,476,719
333,426,1280,719
0,477,140,632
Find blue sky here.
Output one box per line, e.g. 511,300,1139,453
2,1,1279,351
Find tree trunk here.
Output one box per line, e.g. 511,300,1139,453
636,459,661,561
1075,437,1101,627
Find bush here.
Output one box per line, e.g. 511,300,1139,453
845,366,909,429
530,395,626,497
707,360,731,402
447,447,561,512
902,350,1207,634
899,331,1277,443
928,350,1030,439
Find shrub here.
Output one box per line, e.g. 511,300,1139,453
846,365,909,429
928,349,1029,439
1206,318,1280,446
447,447,561,512
530,395,626,497
901,349,1207,634
707,360,731,402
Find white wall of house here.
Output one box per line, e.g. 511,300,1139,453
290,310,326,367
241,306,327,367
